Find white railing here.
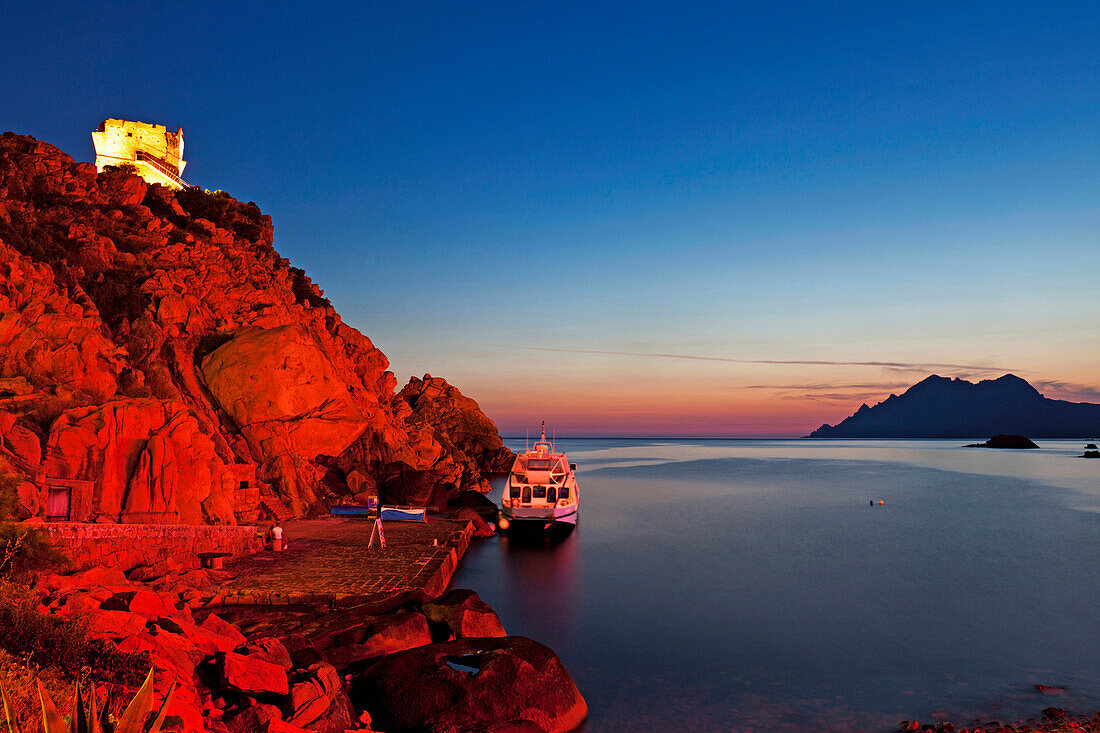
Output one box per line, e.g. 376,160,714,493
135,150,187,188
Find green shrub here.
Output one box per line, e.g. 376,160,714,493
0,475,16,521
0,525,67,579
0,582,148,685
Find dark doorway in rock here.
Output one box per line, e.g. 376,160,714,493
46,487,71,521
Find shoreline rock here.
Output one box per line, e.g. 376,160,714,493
898,707,1100,732
964,434,1039,449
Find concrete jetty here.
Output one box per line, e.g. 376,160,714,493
194,516,475,609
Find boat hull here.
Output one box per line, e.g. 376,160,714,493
502,505,579,527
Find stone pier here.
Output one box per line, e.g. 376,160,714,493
204,516,475,608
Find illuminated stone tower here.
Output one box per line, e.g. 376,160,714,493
92,119,187,189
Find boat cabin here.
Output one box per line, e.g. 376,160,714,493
509,449,573,506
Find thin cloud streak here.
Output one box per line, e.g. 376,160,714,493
742,382,910,391
520,347,1012,374
1032,380,1100,402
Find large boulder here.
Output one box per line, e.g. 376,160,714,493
235,636,293,671
422,589,506,641
285,662,355,733
84,609,149,640
216,651,290,696
201,613,248,646
350,636,587,733
100,589,174,619
200,325,368,460
322,612,433,671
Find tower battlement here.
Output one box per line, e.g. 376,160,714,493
92,118,187,189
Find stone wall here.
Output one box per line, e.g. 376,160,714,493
37,522,262,572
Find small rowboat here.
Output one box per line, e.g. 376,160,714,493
380,505,427,522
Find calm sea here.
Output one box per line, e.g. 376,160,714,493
453,438,1100,732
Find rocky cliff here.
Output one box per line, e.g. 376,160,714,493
0,132,511,524
808,374,1100,439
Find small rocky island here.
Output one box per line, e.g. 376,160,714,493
964,434,1039,449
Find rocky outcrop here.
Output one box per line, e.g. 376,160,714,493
0,131,509,522
399,374,515,476
29,568,583,733
0,239,125,413
43,399,237,523
350,636,588,733
285,662,356,733
422,588,507,640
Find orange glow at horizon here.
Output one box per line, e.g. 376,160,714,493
436,357,1100,438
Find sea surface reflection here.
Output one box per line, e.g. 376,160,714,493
453,439,1100,732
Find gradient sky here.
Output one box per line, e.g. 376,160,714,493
4,2,1098,436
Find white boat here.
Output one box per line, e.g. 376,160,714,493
501,422,579,530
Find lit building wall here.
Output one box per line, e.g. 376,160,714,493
92,118,187,189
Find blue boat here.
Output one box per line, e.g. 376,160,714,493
380,505,427,522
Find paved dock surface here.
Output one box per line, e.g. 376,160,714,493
207,516,474,608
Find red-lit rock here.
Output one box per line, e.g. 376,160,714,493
323,612,433,670
422,588,506,640
453,507,496,538
84,609,148,640
286,662,355,733
42,398,237,524
0,132,511,521
224,702,284,733
398,375,515,475
100,589,173,618
199,324,369,460
201,613,247,647
0,240,124,408
153,616,239,655
350,636,587,733
215,651,290,696
0,411,42,469
235,636,293,672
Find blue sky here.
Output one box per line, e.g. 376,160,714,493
4,1,1098,434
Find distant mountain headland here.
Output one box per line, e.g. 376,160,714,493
807,374,1100,439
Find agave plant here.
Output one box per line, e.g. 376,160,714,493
0,667,176,733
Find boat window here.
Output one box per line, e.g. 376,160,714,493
511,472,526,484
533,486,547,499
509,486,521,498
560,485,570,499
528,459,550,471
521,486,531,503
547,487,557,503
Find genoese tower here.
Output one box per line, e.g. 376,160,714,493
92,118,187,189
